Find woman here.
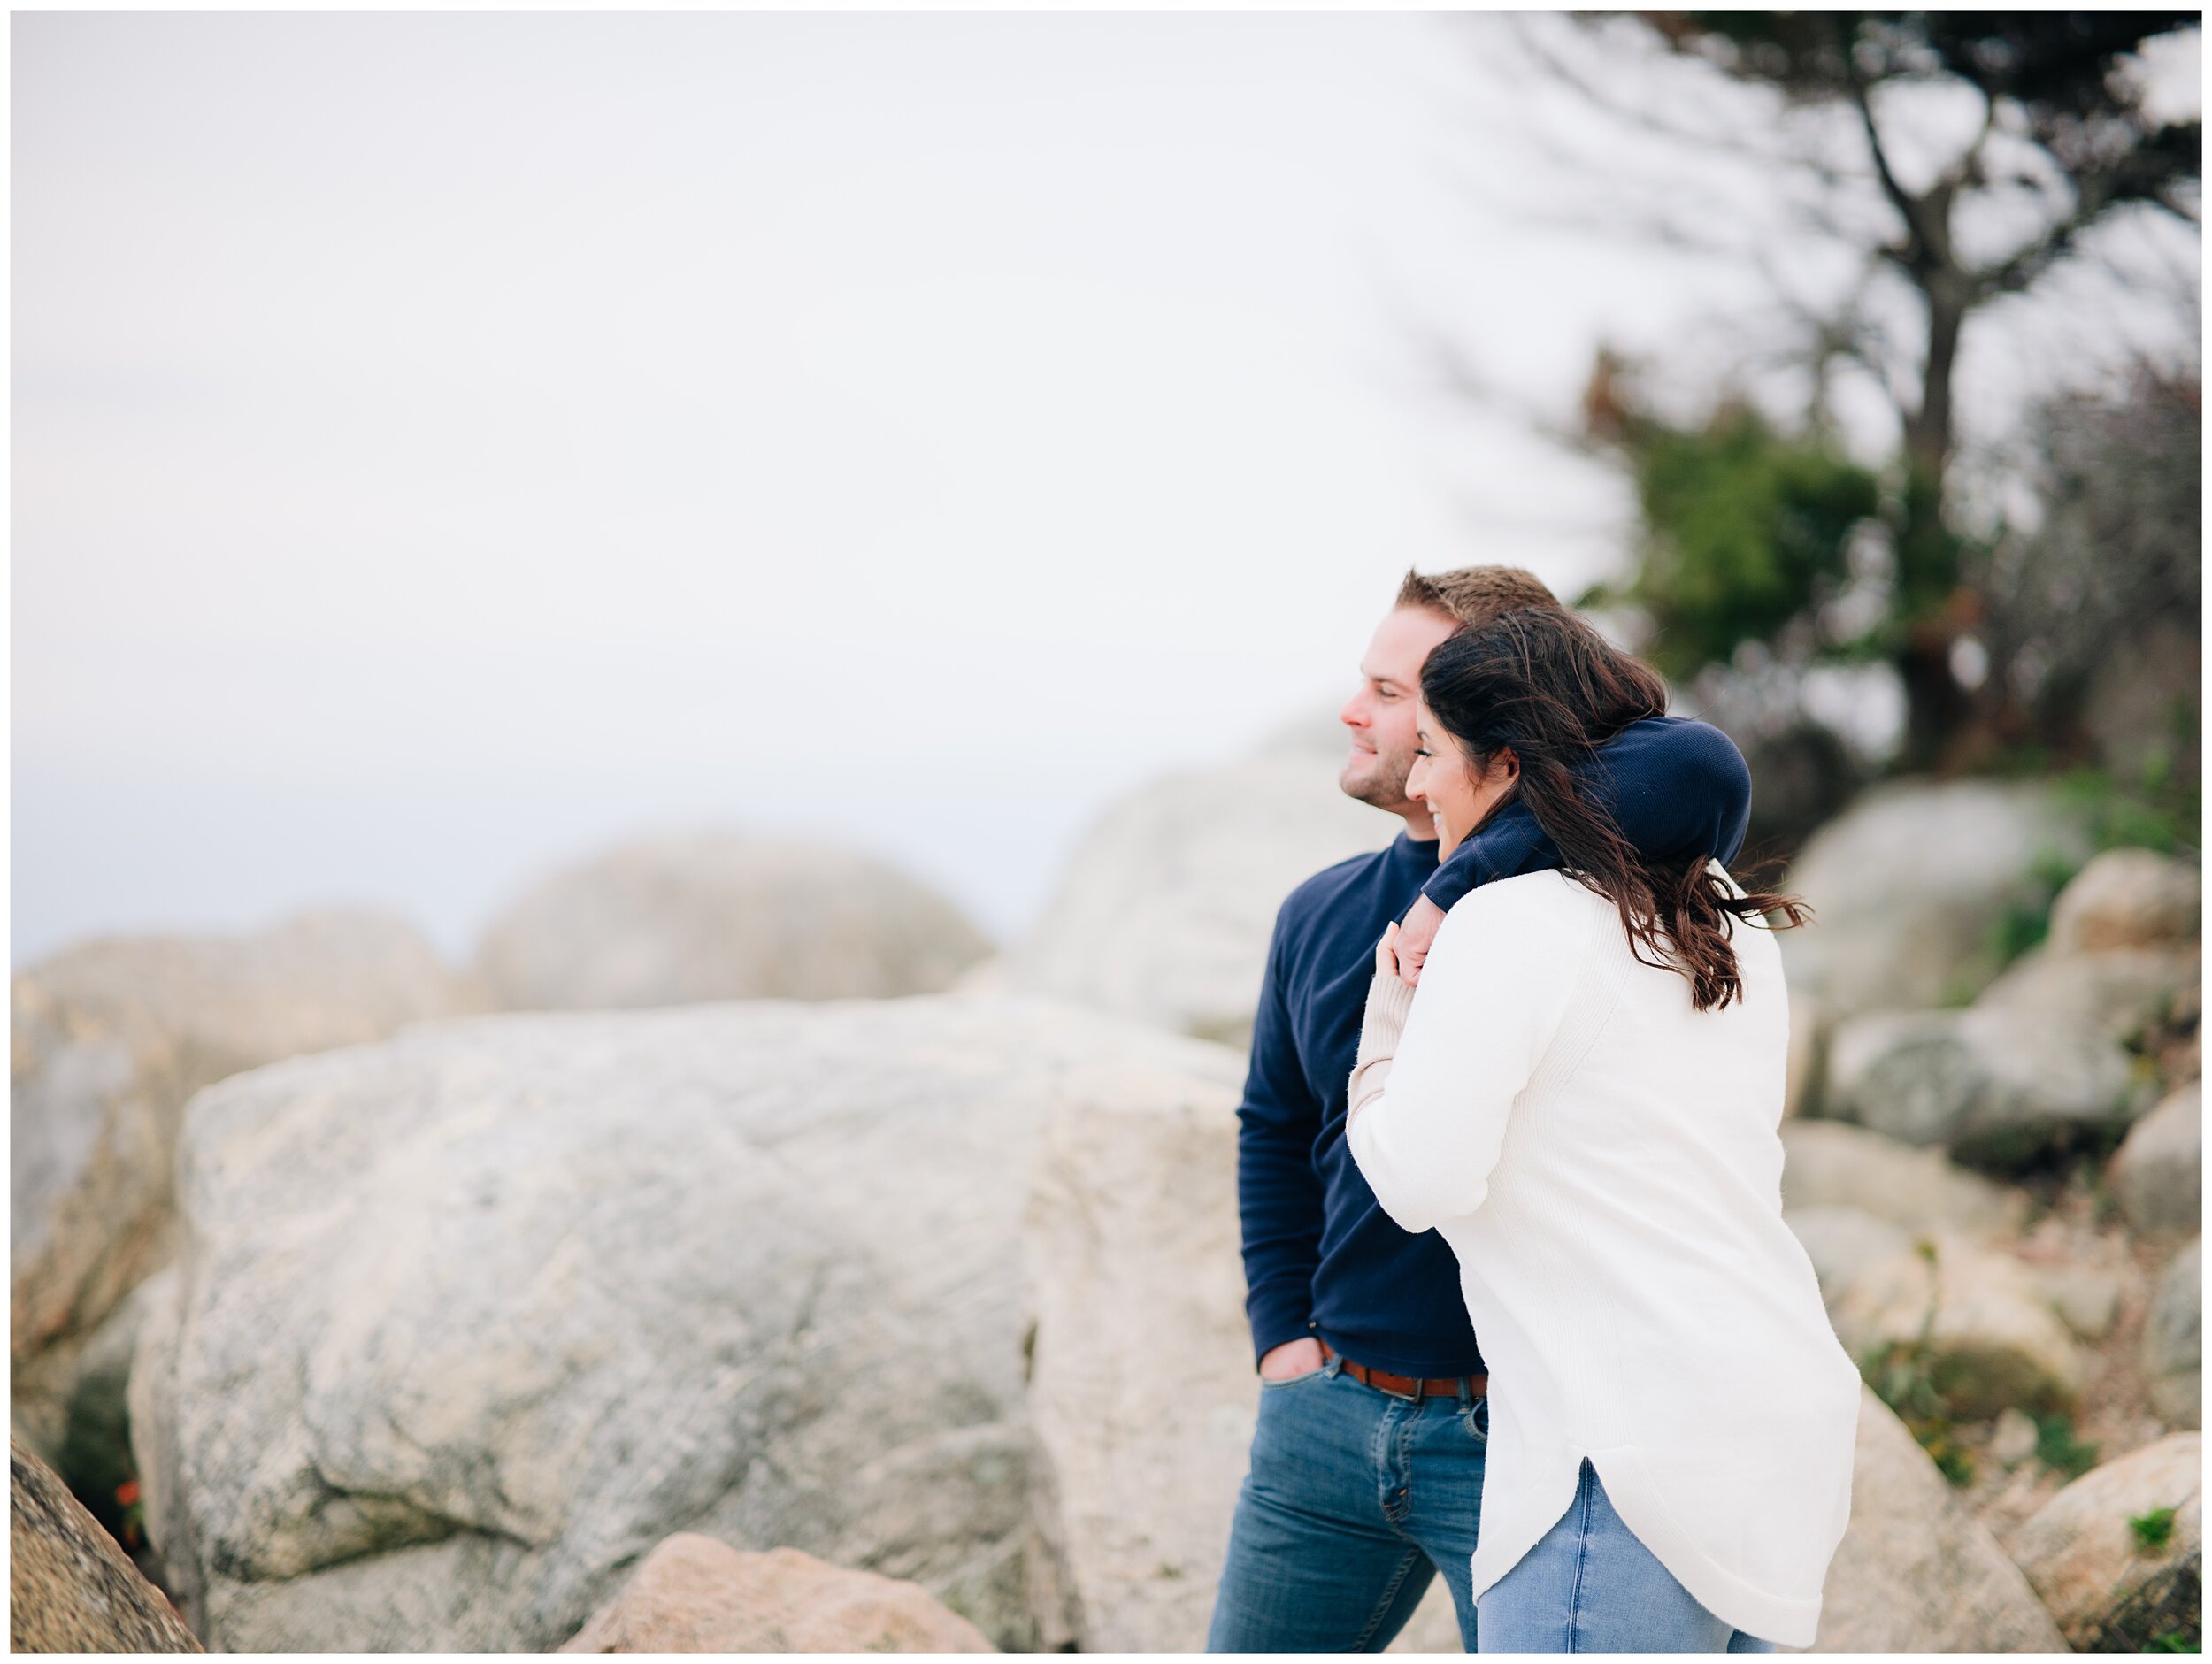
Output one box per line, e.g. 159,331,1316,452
1342,606,1860,1654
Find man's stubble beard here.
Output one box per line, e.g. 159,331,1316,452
1340,745,1416,814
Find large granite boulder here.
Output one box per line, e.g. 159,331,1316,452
1828,1231,2084,1420
11,911,481,1459
1019,1036,1463,1653
2144,1238,2202,1431
2047,849,2201,955
1823,1006,2147,1173
1778,1120,2027,1238
557,1537,995,1653
1006,758,1397,1047
127,994,1238,1652
12,1436,201,1652
1778,779,2092,1028
1809,1383,2069,1652
473,832,991,1010
2002,1432,2202,1652
2109,1082,2204,1235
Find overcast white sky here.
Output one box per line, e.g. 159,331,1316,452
12,12,2200,966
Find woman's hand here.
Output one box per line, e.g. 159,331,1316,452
1375,920,1402,981
1394,894,1444,987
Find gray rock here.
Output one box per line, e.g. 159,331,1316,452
2047,849,2202,955
11,912,480,1396
1779,779,2092,1026
1778,1120,2027,1238
2002,1431,2202,1651
127,994,1240,1653
1809,1383,2069,1652
1828,1231,2084,1421
1785,1208,1912,1307
2110,1082,2204,1235
1018,1023,1465,1654
1976,942,2198,1045
2143,1239,2202,1431
1007,758,1397,1047
1019,1029,1270,1652
1988,1407,2039,1469
474,831,991,1011
1824,1006,2147,1173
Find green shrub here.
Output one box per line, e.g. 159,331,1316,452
2134,1506,2180,1552
2034,1410,2101,1480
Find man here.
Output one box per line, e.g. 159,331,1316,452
1204,566,1752,1652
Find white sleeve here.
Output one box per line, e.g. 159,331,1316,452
1345,875,1591,1235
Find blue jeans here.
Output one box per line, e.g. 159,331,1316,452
1206,1349,1489,1652
1476,1457,1778,1653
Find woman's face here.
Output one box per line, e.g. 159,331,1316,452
1408,701,1519,860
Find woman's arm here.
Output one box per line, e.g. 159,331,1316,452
1344,876,1591,1235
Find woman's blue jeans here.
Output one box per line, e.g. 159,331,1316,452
1206,1350,1488,1652
1475,1456,1778,1654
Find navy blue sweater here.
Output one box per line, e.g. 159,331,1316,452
1236,715,1754,1376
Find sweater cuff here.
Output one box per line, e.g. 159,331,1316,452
1346,968,1415,1120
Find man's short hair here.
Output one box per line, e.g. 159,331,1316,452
1394,565,1562,631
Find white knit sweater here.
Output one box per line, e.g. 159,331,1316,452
1344,868,1859,1648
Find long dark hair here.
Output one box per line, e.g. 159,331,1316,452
1419,607,1809,1012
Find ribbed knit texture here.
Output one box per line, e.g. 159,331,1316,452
1344,869,1859,1649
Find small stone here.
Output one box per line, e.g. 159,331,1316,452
2047,849,2201,955
1824,1007,2146,1173
2109,1082,2203,1235
557,1537,995,1653
1976,944,2196,1044
2025,1262,2124,1342
1778,1121,2025,1238
2143,1239,2202,1431
1989,1407,2039,1468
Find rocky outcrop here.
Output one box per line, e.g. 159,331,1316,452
1778,1120,2027,1238
2110,1082,2204,1235
1006,758,1397,1046
1809,1383,2069,1652
1778,780,2092,1027
11,1436,200,1653
1828,1232,2083,1420
2003,1432,2202,1652
473,832,991,1010
1823,1006,2146,1173
2144,1238,2202,1431
11,911,481,1459
127,994,1238,1652
1018,1041,1487,1655
1020,1039,1252,1652
2047,849,2202,955
557,1537,995,1653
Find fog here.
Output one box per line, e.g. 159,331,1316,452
13,13,2188,963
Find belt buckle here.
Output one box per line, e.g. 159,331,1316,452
1377,1372,1424,1403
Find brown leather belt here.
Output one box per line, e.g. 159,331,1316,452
1318,1338,1486,1402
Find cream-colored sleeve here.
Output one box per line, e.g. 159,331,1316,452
1345,876,1590,1235
1346,963,1416,1122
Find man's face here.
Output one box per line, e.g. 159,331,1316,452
1338,606,1457,824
